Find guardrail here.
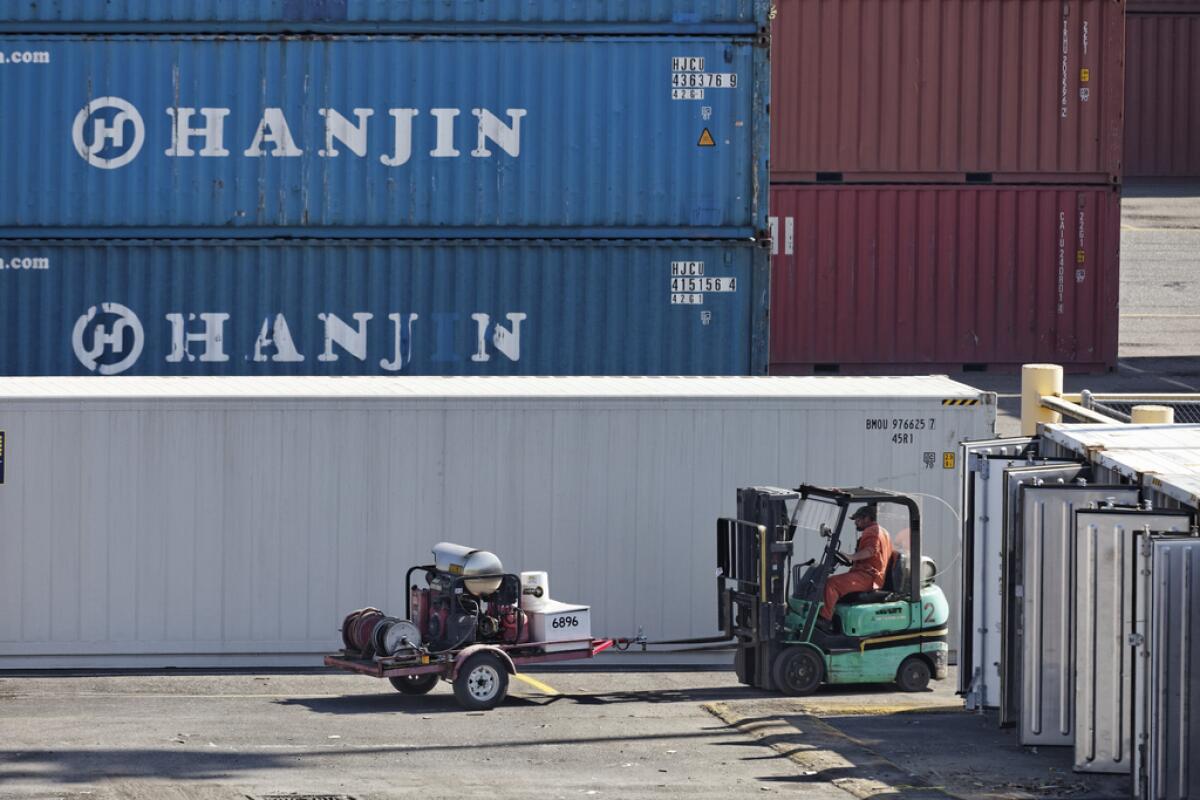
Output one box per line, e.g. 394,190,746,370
1021,363,1191,434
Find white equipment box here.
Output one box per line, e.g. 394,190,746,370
526,600,591,652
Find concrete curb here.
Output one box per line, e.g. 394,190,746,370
704,701,960,800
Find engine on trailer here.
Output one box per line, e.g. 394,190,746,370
339,541,591,661
341,542,532,660
417,555,527,651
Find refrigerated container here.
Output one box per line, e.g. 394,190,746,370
0,375,995,668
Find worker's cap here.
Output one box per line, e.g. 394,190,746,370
850,505,877,521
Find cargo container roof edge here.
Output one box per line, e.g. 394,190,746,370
0,375,993,402
0,0,773,35
0,227,764,241
0,22,767,35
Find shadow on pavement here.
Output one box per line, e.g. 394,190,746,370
278,683,773,716
813,710,1130,800
0,727,741,785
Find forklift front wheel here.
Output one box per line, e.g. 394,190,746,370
733,646,750,684
895,656,932,692
771,646,825,696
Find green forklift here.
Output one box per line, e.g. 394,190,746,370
717,485,949,695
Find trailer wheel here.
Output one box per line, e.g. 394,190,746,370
453,652,509,711
896,656,931,692
771,646,824,696
388,673,439,695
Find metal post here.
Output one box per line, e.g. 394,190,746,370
1131,405,1174,424
1021,363,1064,436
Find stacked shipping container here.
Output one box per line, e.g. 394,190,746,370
1124,1,1200,176
0,2,772,375
768,0,1124,373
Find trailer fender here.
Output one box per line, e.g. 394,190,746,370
451,645,516,681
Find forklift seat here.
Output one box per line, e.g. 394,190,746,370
838,552,907,605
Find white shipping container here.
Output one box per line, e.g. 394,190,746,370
0,376,994,668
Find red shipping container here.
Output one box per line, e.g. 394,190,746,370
768,184,1120,373
1124,12,1200,177
770,0,1126,184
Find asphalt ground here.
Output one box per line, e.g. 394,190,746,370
0,665,1131,800
0,669,852,800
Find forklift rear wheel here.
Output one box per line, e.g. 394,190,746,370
453,652,509,710
896,656,932,692
771,646,825,696
389,673,439,695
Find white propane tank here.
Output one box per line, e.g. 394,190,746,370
920,556,937,587
520,571,551,611
431,542,504,596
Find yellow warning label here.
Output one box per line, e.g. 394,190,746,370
1080,68,1091,83
1076,249,1086,264
943,452,956,470
698,128,716,147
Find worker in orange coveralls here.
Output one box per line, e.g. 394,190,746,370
818,505,893,630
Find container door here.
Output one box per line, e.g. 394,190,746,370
958,437,1060,707
1018,484,1140,747
1136,536,1200,800
998,464,1089,726
1074,510,1191,775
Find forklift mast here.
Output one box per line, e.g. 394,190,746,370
716,487,802,691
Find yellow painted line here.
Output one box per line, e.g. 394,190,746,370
1122,314,1200,319
512,673,560,695
1122,224,1200,232
789,703,967,717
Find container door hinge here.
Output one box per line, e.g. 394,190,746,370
1127,632,1145,648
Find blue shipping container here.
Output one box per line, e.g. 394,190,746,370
0,35,768,237
0,1,767,33
0,240,768,376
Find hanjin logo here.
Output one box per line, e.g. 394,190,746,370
69,96,526,170
72,303,145,374
72,97,145,169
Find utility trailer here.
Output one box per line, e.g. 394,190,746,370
324,542,613,710
325,638,614,710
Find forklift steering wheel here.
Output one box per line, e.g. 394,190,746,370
834,551,853,567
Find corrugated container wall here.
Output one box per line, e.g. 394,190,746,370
0,1,767,31
770,0,1125,183
1123,12,1200,177
0,239,768,376
0,34,768,237
0,376,996,668
767,185,1120,372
